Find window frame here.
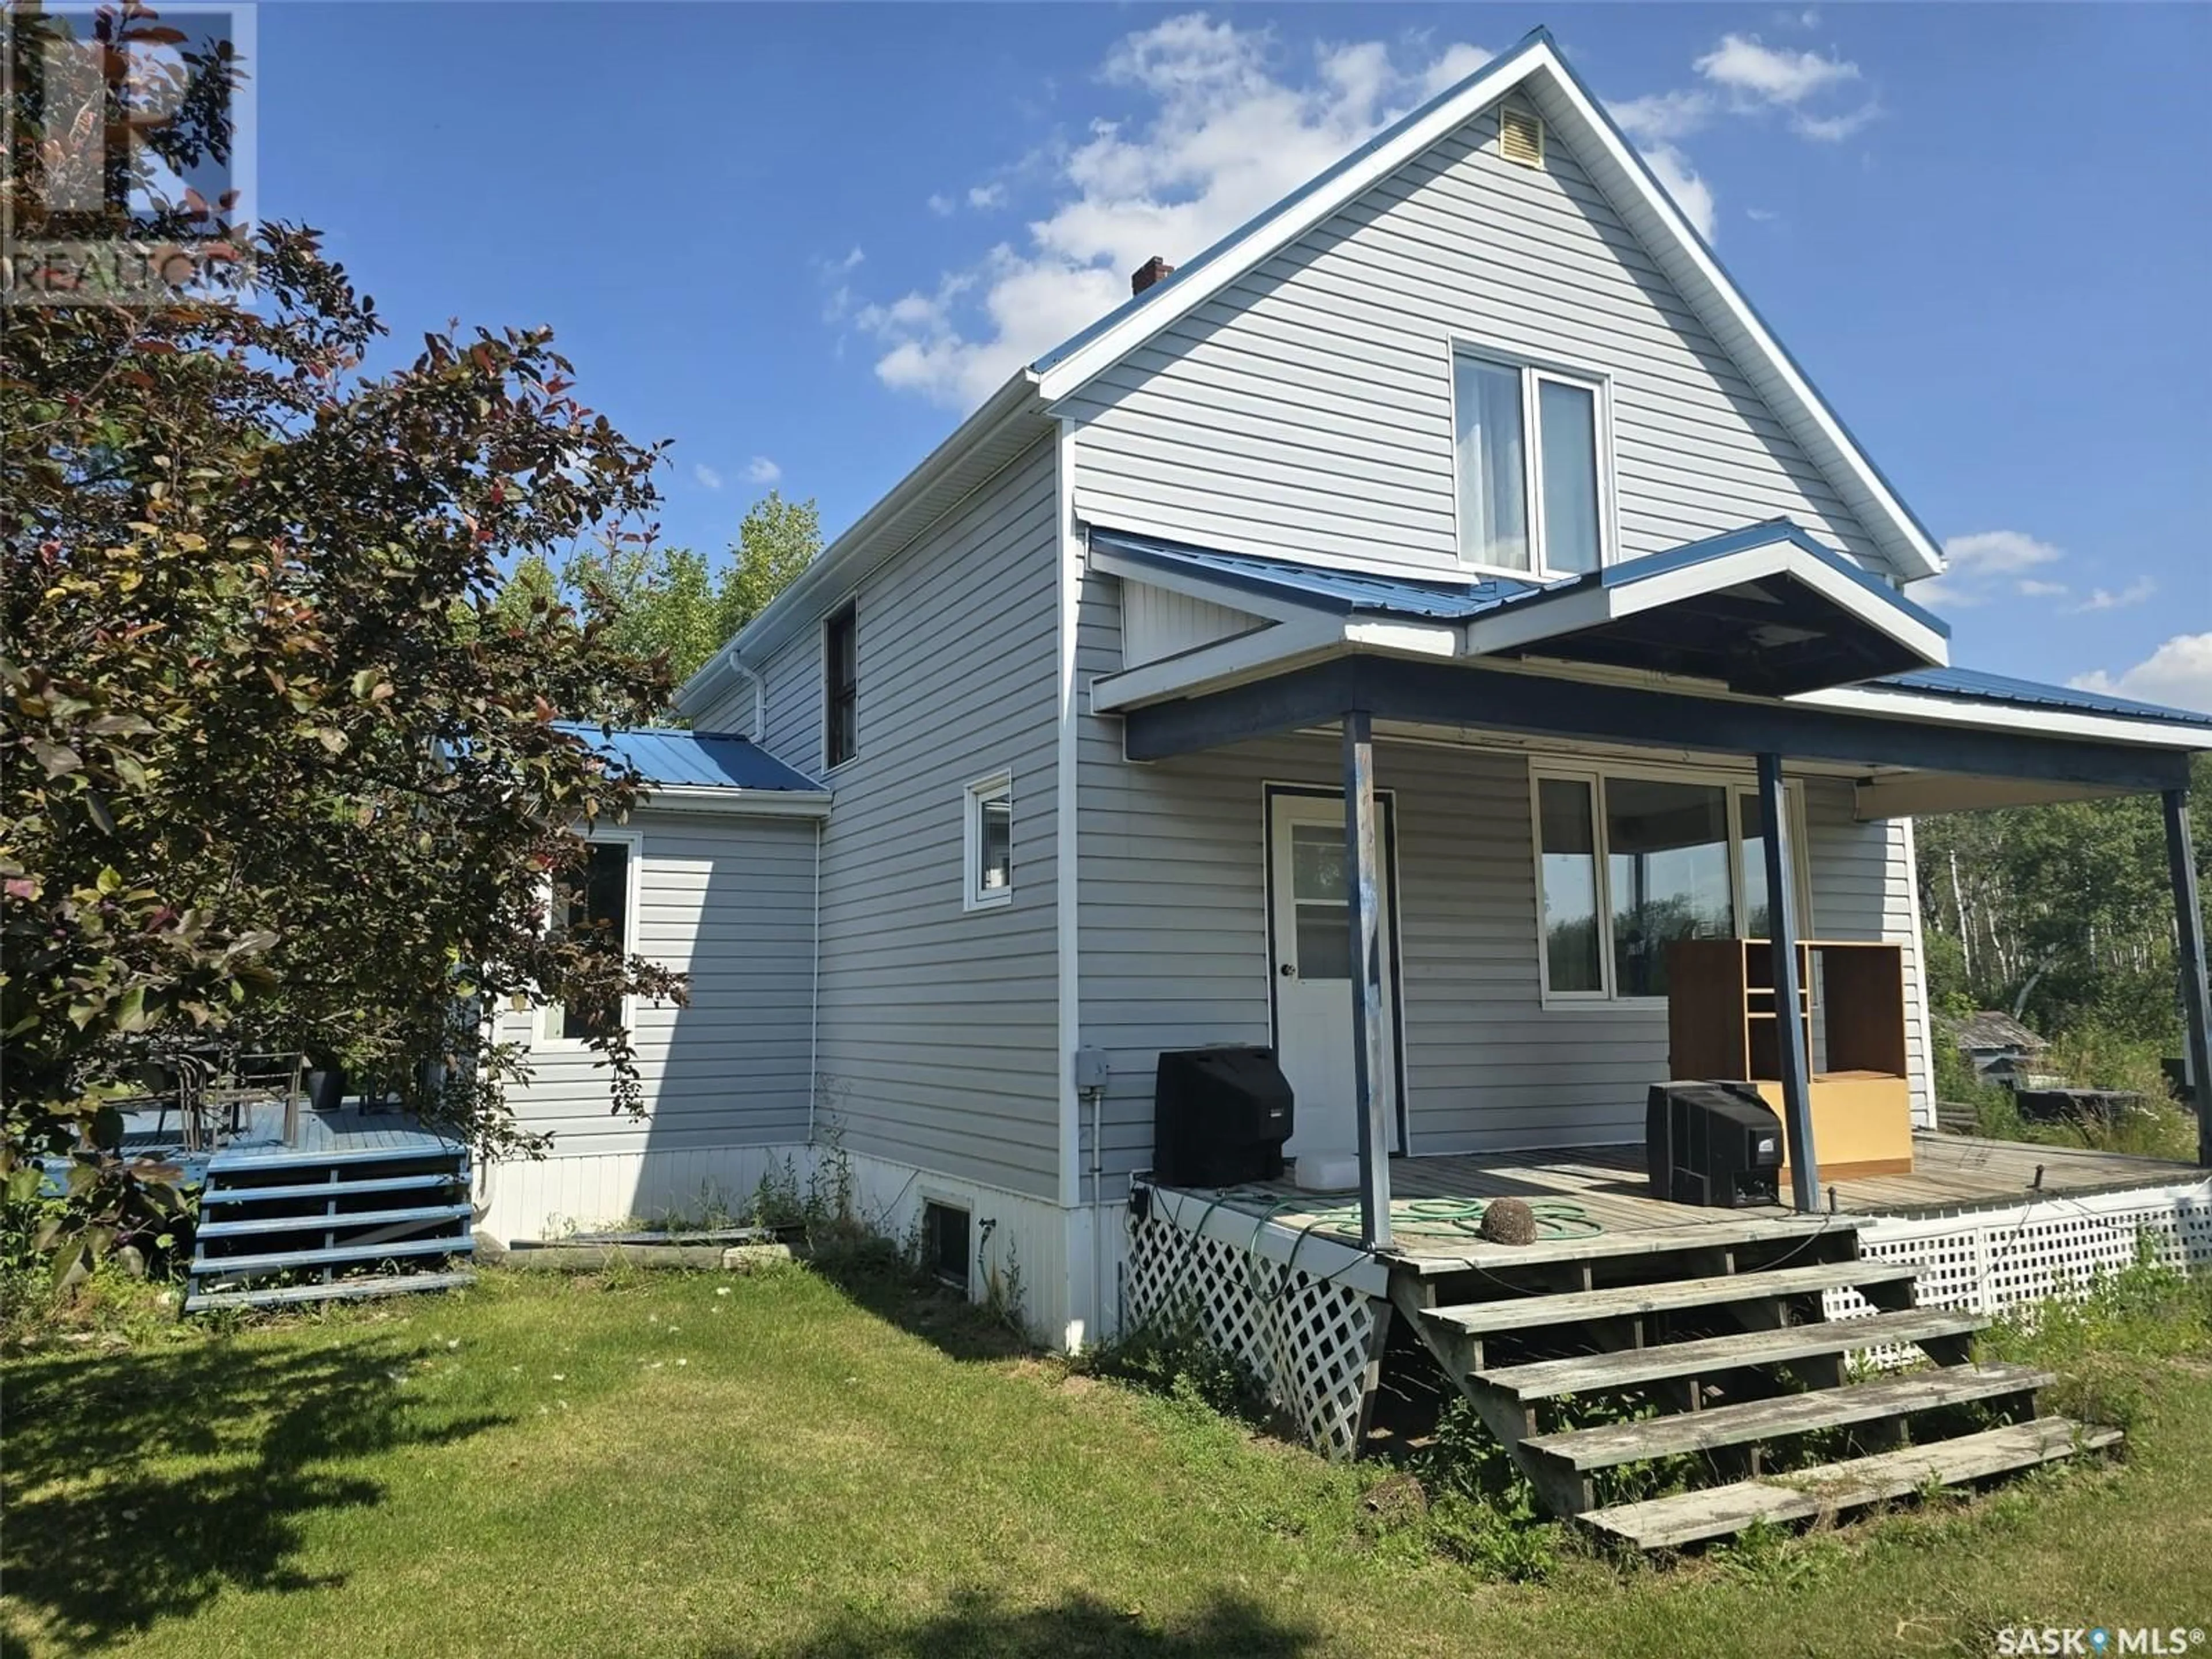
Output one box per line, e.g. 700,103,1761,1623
961,770,1014,912
1447,340,1618,580
823,597,859,773
536,827,646,1047
1527,759,1812,1010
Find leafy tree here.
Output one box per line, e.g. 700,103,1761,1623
2,9,684,1260
1914,756,2212,1047
495,491,823,714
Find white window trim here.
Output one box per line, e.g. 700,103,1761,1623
536,827,646,1048
961,770,1014,912
820,593,860,777
1527,759,1813,1011
1447,339,1619,582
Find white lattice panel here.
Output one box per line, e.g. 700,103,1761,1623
1823,1178,2212,1364
1124,1214,1381,1460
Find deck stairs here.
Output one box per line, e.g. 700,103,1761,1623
185,1137,475,1313
1390,1224,2117,1548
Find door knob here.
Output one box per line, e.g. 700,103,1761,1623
1279,963,1296,978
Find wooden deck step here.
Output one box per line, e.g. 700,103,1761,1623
200,1172,465,1206
183,1269,476,1312
1581,1417,2120,1548
190,1233,472,1278
197,1202,474,1240
1473,1307,1986,1402
1427,1260,1921,1339
1522,1363,2055,1471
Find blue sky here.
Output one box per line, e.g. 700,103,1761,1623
253,3,2211,707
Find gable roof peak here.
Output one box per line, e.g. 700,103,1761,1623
1029,31,1944,584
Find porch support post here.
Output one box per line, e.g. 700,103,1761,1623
1343,709,1393,1251
2161,787,2212,1168
1759,752,1820,1211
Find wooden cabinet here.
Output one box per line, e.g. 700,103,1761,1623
1666,938,1914,1180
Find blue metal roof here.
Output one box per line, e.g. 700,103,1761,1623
1090,525,2212,732
1879,668,2212,732
554,724,827,792
1092,527,1537,620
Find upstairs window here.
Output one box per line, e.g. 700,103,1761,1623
824,600,858,768
1454,350,1607,577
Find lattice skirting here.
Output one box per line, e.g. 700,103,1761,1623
1123,1213,1383,1460
1824,1177,2212,1356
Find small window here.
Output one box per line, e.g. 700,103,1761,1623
546,838,635,1041
1454,351,1607,577
963,772,1013,910
921,1200,970,1291
824,600,858,769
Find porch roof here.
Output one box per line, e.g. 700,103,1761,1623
1089,527,2212,808
554,723,832,816
1098,520,1950,698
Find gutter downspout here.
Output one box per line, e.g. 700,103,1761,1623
808,812,822,1147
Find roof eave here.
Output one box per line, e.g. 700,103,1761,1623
676,369,1049,714
639,783,834,819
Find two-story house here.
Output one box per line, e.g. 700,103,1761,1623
480,30,2212,1411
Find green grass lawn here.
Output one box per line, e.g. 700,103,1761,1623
6,1255,2211,1659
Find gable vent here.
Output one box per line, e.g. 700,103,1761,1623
1498,105,1544,168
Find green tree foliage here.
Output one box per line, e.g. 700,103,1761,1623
2,10,684,1259
1914,757,2212,1047
493,493,822,713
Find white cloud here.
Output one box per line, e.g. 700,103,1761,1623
846,15,1492,408
2073,575,2156,613
1695,33,1859,105
927,193,955,217
831,245,864,272
1640,143,1717,242
1918,529,2066,609
1609,88,1716,145
1745,206,1781,224
2070,634,2212,714
1945,530,2065,575
967,183,1007,210
692,463,722,491
745,456,782,486
1793,101,1882,142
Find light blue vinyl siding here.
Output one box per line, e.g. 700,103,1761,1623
797,437,1064,1196
1059,99,1889,579
501,809,817,1154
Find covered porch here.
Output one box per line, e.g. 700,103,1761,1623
1094,520,2212,1245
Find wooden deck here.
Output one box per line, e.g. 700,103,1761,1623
120,1100,464,1176
1154,1133,2206,1275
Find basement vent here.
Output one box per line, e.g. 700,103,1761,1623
1498,105,1544,168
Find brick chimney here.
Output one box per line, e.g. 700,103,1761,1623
1130,255,1175,296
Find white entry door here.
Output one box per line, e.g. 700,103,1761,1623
1267,791,1398,1160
